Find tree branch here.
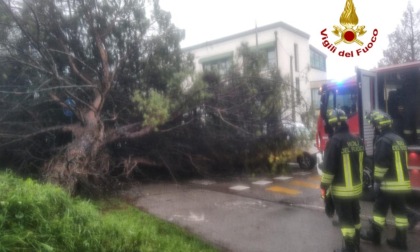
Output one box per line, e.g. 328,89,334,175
0,124,79,148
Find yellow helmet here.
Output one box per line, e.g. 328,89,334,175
365,110,393,129
327,109,348,126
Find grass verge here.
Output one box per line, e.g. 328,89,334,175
0,170,218,252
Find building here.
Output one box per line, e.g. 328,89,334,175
183,21,327,125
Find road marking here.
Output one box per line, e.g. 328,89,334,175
229,185,250,191
308,175,321,182
252,180,273,186
289,180,319,189
266,186,301,195
274,176,293,181
293,171,312,176
189,179,216,185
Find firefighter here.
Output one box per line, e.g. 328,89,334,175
361,110,412,250
321,109,364,252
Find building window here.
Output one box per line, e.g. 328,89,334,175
202,59,232,75
295,77,300,104
200,52,233,75
266,47,277,68
250,42,277,71
260,46,277,71
294,43,299,71
310,49,326,71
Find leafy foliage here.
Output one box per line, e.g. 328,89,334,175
132,89,171,128
0,0,194,189
161,44,307,176
0,0,311,189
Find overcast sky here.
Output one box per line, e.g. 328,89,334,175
160,0,419,81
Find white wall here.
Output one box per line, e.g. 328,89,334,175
184,22,327,123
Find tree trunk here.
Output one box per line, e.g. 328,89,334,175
42,117,110,195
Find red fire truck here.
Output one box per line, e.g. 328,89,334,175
316,61,420,192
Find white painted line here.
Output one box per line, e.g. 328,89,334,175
229,185,250,191
293,172,312,176
189,180,215,185
252,180,273,186
274,176,293,181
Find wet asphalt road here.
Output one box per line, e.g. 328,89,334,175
121,168,420,252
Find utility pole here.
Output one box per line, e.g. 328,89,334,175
290,56,296,122
274,31,279,68
255,21,259,47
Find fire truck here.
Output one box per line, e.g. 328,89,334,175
316,61,420,193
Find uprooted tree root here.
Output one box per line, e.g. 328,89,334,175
42,147,115,197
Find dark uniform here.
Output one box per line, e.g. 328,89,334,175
321,109,364,252
361,110,412,250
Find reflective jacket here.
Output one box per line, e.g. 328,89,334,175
321,126,364,198
374,129,411,193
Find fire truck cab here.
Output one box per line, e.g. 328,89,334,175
316,61,420,192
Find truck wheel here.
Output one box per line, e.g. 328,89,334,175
297,152,316,170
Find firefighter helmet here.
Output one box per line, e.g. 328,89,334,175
365,110,393,129
327,109,348,126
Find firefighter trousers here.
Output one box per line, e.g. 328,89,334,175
333,198,361,242
372,192,409,230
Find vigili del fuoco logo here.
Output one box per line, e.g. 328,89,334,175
320,0,378,58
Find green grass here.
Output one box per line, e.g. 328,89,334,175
0,170,218,252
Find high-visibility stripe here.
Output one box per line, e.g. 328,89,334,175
381,180,411,191
373,215,386,227
374,166,388,179
332,189,362,197
328,118,337,123
379,119,392,125
359,152,364,183
395,216,409,228
355,223,361,230
331,184,362,197
321,173,334,184
403,130,413,134
341,227,355,238
343,153,352,189
332,184,363,192
395,151,405,182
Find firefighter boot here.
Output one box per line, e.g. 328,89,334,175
334,238,356,252
386,229,408,251
360,220,381,245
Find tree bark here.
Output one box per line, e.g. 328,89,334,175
42,114,109,194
